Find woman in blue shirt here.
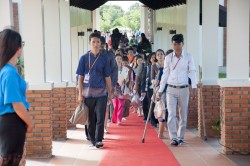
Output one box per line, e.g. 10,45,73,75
0,29,33,165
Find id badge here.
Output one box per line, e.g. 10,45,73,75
84,73,90,83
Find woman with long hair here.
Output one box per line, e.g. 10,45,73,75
151,49,168,139
0,29,33,165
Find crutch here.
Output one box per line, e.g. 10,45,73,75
142,91,156,143
199,65,207,141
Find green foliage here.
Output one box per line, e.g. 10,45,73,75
100,3,140,32
16,57,24,78
211,118,221,131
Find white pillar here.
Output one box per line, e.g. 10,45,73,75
202,0,219,85
43,0,62,83
21,0,45,84
59,0,72,82
0,0,14,30
71,27,78,82
92,8,100,31
140,6,148,36
186,0,200,78
219,0,250,87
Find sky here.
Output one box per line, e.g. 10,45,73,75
106,1,142,11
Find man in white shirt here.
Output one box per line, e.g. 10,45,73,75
157,34,197,146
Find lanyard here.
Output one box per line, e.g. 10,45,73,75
88,52,100,73
171,53,181,70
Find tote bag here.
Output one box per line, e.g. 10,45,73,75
69,102,89,125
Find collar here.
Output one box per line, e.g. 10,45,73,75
173,50,186,58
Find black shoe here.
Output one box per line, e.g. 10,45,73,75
170,139,179,146
96,142,104,148
178,139,186,145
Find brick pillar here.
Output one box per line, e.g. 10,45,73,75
198,85,220,138
187,87,198,128
52,88,67,140
66,86,77,129
26,90,52,158
220,87,250,154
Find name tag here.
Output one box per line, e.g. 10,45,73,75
84,73,90,83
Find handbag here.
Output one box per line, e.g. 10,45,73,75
69,102,89,125
154,99,165,119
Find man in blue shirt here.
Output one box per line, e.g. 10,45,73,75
76,32,112,148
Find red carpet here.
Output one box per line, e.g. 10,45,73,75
99,111,180,166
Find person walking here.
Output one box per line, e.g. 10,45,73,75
157,34,197,146
76,32,112,148
0,29,33,165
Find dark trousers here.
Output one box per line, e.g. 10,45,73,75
148,89,158,127
85,96,107,144
142,93,149,121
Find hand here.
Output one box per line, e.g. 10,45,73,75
78,95,84,104
156,92,162,101
26,122,34,133
192,88,197,100
141,92,146,98
107,95,112,105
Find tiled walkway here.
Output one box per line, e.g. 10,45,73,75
26,125,249,166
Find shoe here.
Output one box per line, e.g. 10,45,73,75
117,122,121,125
170,139,179,146
178,140,186,145
96,142,104,148
104,127,109,133
122,117,127,120
88,143,95,147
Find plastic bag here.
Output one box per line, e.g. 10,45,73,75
131,93,140,109
154,99,165,119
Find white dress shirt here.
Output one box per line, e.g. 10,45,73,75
159,50,197,92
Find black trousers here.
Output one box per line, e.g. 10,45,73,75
85,96,107,144
0,113,26,166
147,89,158,127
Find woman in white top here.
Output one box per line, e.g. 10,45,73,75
112,54,129,125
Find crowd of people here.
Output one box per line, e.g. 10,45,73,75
76,28,197,148
0,27,197,165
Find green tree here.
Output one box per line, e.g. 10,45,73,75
100,3,141,32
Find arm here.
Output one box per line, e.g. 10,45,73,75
158,57,170,93
105,77,112,101
188,55,197,88
78,76,84,102
12,102,33,132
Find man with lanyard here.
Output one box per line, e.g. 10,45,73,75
76,32,112,148
157,34,197,146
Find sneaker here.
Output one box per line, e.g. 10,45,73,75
88,143,95,147
170,139,179,146
96,142,104,148
178,140,186,145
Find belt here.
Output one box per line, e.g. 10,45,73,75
168,84,189,89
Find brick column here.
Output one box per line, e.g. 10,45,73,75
220,87,250,154
66,86,77,129
198,85,220,138
187,87,198,128
26,90,52,158
52,88,67,140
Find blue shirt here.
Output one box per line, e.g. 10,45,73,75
103,50,118,87
0,64,30,115
76,51,111,98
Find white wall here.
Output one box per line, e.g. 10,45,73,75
0,0,13,30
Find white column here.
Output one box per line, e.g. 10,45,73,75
92,8,100,31
140,6,148,36
0,0,14,30
71,27,78,82
219,0,250,87
59,0,72,82
186,0,200,78
21,0,45,84
43,0,62,83
202,0,219,85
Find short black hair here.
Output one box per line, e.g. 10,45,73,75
122,56,129,62
172,34,184,43
100,36,106,44
89,32,101,41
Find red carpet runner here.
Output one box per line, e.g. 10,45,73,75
99,112,180,166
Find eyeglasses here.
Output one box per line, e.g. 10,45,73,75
22,41,25,47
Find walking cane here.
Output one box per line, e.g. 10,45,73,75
199,65,207,141
142,91,156,143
